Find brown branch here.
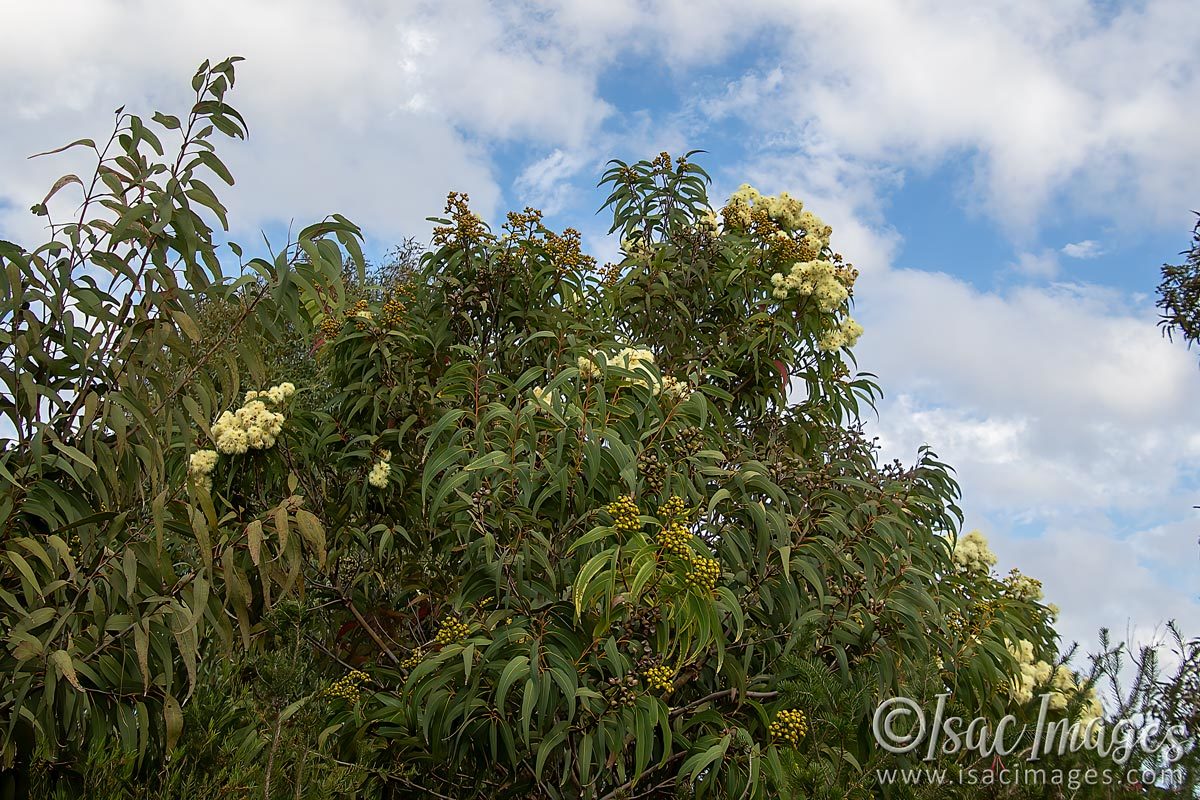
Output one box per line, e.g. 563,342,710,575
668,688,778,719
598,750,687,800
345,598,400,665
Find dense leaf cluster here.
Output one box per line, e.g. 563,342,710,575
1158,212,1200,354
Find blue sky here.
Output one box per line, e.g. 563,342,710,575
2,0,1198,666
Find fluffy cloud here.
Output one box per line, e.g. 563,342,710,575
1062,239,1105,259
858,270,1200,511
1012,250,1062,279
10,1,1197,244
999,520,1200,671
0,1,616,247
695,0,1200,235
852,266,1200,660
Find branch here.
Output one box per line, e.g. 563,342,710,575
345,598,400,665
668,688,778,719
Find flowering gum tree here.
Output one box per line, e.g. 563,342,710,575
1,60,1114,799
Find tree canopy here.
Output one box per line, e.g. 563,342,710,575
0,58,1194,800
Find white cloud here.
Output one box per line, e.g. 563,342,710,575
0,1,618,247
859,269,1200,511
1062,239,1104,259
514,149,594,216
700,67,785,120
691,0,1200,236
844,263,1200,660
998,520,1200,670
1012,249,1061,279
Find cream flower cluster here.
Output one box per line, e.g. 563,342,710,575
796,210,832,244
575,348,693,401
1005,639,1104,727
577,355,602,380
211,382,294,455
817,317,865,352
620,236,654,262
1004,568,1044,602
531,385,555,412
368,450,392,489
1006,639,1055,705
725,184,808,232
952,530,998,575
770,259,849,310
188,448,218,492
577,347,655,389
656,375,693,401
614,347,655,372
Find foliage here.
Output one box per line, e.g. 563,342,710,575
0,58,361,796
2,59,1193,800
1158,212,1200,354
290,155,1056,798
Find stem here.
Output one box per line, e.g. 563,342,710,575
345,598,400,665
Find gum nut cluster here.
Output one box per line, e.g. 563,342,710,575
816,317,865,352
642,664,674,693
770,709,809,747
400,647,424,669
606,495,641,534
683,553,722,593
325,669,369,702
944,608,967,638
946,599,997,643
658,495,686,519
367,449,392,489
606,674,640,708
657,520,691,557
673,425,704,455
188,448,218,491
381,295,406,327
952,530,998,575
433,616,470,647
211,382,294,454
319,315,343,340
351,299,373,324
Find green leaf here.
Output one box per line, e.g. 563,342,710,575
163,694,184,753
534,720,569,780
49,650,83,692
496,656,530,709
294,508,326,567
682,733,732,785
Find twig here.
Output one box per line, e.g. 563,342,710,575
303,633,359,674
598,750,687,800
668,688,778,719
263,713,283,800
345,598,400,664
